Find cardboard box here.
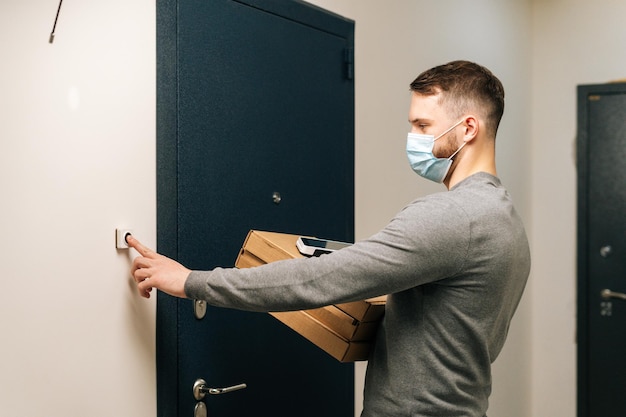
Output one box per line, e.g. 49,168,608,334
336,296,386,322
235,249,265,269
235,230,386,362
271,310,372,362
306,305,380,342
236,230,300,264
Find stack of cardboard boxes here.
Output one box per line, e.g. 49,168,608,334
235,230,386,362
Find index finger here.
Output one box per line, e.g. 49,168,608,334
126,234,156,257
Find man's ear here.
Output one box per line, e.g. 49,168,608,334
462,116,479,143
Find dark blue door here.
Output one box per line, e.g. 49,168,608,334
577,83,626,417
157,1,355,416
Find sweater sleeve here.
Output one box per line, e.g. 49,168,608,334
184,195,471,312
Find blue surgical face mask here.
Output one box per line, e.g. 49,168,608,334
406,120,466,183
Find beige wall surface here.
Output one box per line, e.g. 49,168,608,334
1,0,625,416
530,1,626,416
0,1,156,416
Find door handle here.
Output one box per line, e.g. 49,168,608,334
193,378,247,401
600,289,626,301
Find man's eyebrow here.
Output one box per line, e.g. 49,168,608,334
409,118,433,124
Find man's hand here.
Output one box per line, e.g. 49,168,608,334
128,235,191,299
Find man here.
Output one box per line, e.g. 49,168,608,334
129,60,530,417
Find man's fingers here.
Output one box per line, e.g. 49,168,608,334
125,235,159,299
137,278,154,298
132,267,152,283
132,255,155,270
127,237,189,300
127,235,155,258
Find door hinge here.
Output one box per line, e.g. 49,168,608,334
344,47,354,80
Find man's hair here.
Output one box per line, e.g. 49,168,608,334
410,60,505,138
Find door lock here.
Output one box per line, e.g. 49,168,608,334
193,378,247,401
600,289,626,301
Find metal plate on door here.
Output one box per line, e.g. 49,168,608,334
194,300,207,320
194,402,207,417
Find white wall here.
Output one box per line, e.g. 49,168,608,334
2,0,625,416
0,1,156,416
530,1,626,416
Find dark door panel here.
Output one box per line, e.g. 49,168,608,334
577,84,626,417
157,1,355,416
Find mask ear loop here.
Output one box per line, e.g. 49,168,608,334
447,141,467,161
434,119,465,141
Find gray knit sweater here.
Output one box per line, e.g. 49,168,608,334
185,172,531,417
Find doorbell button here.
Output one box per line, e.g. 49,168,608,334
115,229,133,249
